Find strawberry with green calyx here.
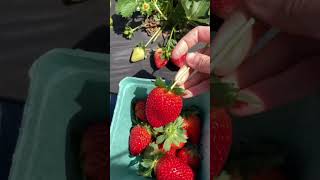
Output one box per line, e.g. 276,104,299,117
129,124,152,156
130,27,162,63
136,142,164,177
146,77,184,127
177,144,201,170
181,106,201,145
134,100,147,121
154,48,169,69
131,44,146,62
154,116,188,152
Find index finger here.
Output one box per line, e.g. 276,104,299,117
171,26,210,59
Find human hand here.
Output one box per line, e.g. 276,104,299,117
171,26,211,98
215,0,320,116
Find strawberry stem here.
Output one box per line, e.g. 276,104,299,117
212,18,255,73
145,27,162,47
170,66,190,90
152,0,167,20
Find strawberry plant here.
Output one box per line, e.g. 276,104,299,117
114,0,210,67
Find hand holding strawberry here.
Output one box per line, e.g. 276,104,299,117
172,26,211,99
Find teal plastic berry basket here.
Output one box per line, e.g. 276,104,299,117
110,77,210,180
9,48,109,180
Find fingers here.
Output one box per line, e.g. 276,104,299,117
229,55,320,116
186,52,211,74
222,33,320,89
171,26,210,60
184,72,210,89
183,79,210,98
244,0,320,39
212,11,269,76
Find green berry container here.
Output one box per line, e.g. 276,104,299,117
9,48,109,180
110,77,210,180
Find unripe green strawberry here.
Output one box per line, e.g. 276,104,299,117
131,46,145,62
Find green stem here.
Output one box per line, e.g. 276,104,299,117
168,26,175,42
152,28,162,43
153,0,167,20
145,27,162,47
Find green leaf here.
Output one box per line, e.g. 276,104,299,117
155,77,166,88
115,0,138,18
141,159,154,168
154,127,164,133
156,135,166,144
166,2,187,26
128,156,142,167
163,139,172,151
172,87,185,95
180,0,210,25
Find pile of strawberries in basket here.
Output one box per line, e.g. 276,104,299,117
128,78,202,180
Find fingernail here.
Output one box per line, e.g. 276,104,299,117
183,90,193,98
229,90,264,116
186,52,196,66
173,41,188,59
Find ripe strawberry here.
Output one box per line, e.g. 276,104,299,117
135,100,147,121
154,48,168,69
131,46,145,62
212,0,241,19
210,108,232,178
171,53,187,68
146,77,184,127
154,117,188,153
155,155,195,180
177,145,200,170
129,125,152,156
182,107,201,144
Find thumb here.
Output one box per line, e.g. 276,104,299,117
244,0,320,39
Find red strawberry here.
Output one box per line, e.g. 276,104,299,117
155,155,195,180
182,107,201,144
135,100,147,121
212,0,241,19
129,125,152,156
171,53,187,68
210,108,232,178
146,77,184,127
177,145,200,170
154,48,168,69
